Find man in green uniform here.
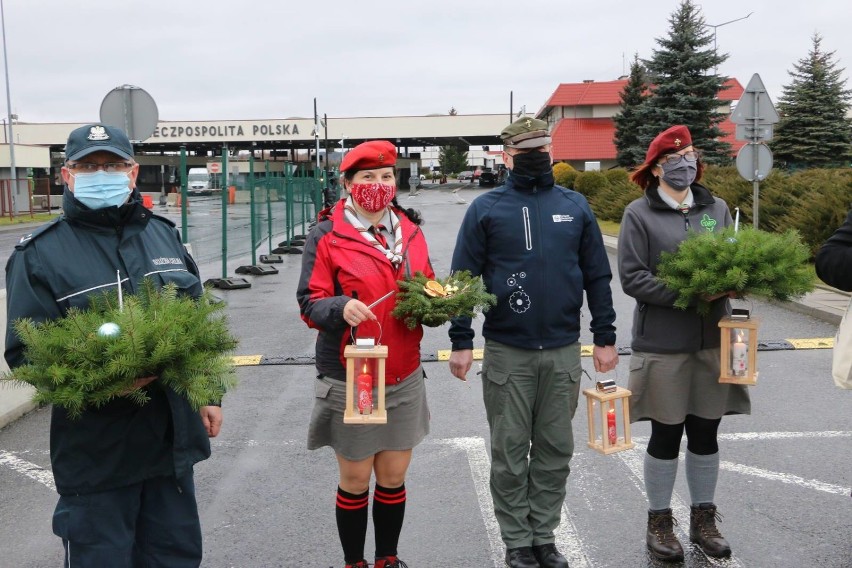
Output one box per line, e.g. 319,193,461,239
448,118,618,568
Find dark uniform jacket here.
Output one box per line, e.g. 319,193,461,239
449,171,616,351
4,190,211,495
297,200,434,384
618,182,732,354
815,208,852,292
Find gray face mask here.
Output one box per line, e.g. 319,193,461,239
660,160,697,191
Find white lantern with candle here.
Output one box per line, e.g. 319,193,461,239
719,311,760,385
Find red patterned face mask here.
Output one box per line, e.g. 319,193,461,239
349,182,395,212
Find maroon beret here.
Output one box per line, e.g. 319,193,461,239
645,125,693,164
340,140,397,173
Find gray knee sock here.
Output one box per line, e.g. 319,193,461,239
685,450,719,505
644,453,679,511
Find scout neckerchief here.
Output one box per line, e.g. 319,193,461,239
344,197,403,266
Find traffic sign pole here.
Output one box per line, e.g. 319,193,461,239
180,145,188,244
731,73,780,229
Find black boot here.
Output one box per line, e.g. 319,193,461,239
505,546,540,568
532,543,569,567
690,503,732,558
646,508,684,562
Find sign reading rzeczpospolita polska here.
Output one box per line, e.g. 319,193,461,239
149,120,312,142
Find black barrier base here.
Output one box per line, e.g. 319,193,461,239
259,254,284,264
272,246,303,255
278,239,306,247
235,265,279,276
204,277,252,290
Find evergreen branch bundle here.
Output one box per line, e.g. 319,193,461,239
657,227,815,315
392,271,496,330
4,280,238,418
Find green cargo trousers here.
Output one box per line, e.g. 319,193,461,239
481,339,583,549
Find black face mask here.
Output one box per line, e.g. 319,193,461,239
511,150,552,178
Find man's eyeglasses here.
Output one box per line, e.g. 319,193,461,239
67,162,134,173
661,151,699,165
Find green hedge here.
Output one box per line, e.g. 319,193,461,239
579,165,852,257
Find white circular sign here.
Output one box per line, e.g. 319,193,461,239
100,85,159,142
736,143,773,182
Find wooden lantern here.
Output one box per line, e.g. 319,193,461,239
718,312,760,386
583,381,634,454
343,340,388,424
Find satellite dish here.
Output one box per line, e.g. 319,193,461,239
99,85,159,142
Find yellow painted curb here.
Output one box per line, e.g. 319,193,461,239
231,355,263,366
785,337,834,349
437,348,484,361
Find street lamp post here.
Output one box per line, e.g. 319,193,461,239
707,12,753,75
0,0,18,212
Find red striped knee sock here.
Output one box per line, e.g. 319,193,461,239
336,486,369,564
373,483,406,558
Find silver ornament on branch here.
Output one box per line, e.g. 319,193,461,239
97,322,121,338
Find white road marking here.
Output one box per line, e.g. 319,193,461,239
631,431,852,443
719,460,848,495
0,450,55,491
440,436,592,568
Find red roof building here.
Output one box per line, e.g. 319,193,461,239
536,78,745,169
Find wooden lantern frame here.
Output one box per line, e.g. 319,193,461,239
718,314,760,386
343,343,388,424
583,385,634,454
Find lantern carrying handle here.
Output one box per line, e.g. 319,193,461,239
582,366,621,384
350,319,383,347
730,298,755,320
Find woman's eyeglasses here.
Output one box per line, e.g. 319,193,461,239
661,151,699,165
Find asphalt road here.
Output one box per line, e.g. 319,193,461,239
0,186,849,568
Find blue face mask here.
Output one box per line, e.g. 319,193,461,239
72,171,132,209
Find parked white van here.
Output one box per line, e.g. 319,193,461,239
187,168,212,196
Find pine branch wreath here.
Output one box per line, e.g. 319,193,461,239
3,279,238,418
392,271,496,330
657,227,815,315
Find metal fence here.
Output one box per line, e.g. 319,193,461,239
176,149,323,282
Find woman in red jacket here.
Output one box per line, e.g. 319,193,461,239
297,140,434,568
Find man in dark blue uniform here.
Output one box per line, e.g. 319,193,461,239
5,124,221,567
448,117,618,568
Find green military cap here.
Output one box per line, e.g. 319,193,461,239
500,117,551,149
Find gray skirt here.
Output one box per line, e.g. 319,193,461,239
307,366,430,461
628,348,751,424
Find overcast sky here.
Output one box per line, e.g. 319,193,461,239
1,0,848,124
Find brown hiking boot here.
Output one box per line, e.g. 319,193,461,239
690,503,732,558
646,508,684,562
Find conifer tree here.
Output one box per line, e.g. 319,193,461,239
439,142,469,175
639,0,731,163
771,34,852,168
614,54,650,168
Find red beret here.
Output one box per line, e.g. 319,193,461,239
645,125,693,164
340,140,397,173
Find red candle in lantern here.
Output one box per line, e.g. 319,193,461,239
607,405,617,445
357,362,373,415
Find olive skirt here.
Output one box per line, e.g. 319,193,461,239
307,366,430,461
628,348,751,424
